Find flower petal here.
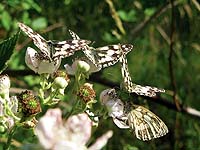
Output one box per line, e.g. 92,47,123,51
25,47,39,73
65,113,92,145
88,130,113,150
35,108,63,149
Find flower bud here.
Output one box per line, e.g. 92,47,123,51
77,60,90,73
0,124,6,133
0,75,10,99
64,59,91,75
52,77,68,90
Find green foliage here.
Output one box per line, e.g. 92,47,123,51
0,31,19,73
1,11,12,31
118,10,137,22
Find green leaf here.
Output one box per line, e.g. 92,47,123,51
144,8,156,17
117,10,137,22
1,11,12,31
21,0,41,12
0,31,19,73
22,11,31,24
32,17,47,30
0,4,5,12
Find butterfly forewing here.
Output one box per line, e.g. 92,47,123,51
52,39,91,59
126,105,168,141
19,23,91,61
18,22,50,58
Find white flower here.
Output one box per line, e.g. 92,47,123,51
100,88,129,129
25,47,61,74
64,58,101,75
35,108,113,150
100,89,124,118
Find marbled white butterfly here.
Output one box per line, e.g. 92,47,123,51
100,88,168,141
18,23,91,61
119,52,165,97
69,30,133,70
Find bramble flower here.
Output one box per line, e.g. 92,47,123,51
0,75,20,131
35,108,113,150
25,47,61,74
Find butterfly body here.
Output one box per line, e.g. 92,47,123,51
68,30,133,69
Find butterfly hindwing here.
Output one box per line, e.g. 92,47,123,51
120,52,165,97
94,44,133,68
126,104,168,141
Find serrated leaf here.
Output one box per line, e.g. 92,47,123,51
0,31,19,73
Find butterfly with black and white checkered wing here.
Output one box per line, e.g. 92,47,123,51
119,52,165,97
18,23,91,61
69,30,133,69
100,88,168,141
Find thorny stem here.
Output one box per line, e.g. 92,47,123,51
168,0,181,111
43,89,59,105
4,125,17,150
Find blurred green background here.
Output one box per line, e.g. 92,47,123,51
0,0,200,149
